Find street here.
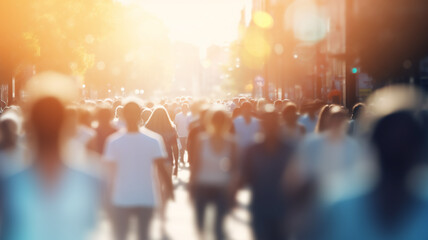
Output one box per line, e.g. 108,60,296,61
91,168,253,240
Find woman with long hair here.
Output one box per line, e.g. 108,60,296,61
145,106,179,176
314,104,332,133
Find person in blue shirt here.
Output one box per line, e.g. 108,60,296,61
0,97,101,240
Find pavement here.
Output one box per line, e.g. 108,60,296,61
91,166,253,240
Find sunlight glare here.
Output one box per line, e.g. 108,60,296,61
132,0,252,48
253,11,274,29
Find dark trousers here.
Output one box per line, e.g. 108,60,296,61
112,206,154,240
194,185,228,240
252,213,287,240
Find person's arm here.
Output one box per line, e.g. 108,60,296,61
187,127,199,166
155,158,174,201
188,134,202,200
171,131,179,163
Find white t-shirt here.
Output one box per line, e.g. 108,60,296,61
104,130,167,207
197,134,233,186
174,112,191,138
233,116,260,150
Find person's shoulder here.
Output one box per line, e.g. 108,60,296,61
106,131,127,143
141,128,164,144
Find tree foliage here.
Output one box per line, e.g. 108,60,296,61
0,0,174,99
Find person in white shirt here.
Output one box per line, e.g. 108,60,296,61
174,103,191,165
104,101,173,240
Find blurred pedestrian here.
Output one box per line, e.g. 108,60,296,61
313,111,428,240
231,105,296,240
145,107,179,176
174,103,191,166
104,101,173,240
189,108,237,240
1,97,101,240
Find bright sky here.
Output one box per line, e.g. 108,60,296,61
123,0,252,48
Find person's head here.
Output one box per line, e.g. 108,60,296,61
115,106,124,120
123,101,141,127
327,105,349,133
205,109,231,137
315,105,331,133
233,97,239,105
274,100,283,112
96,106,114,125
232,107,242,119
315,104,348,134
145,106,175,133
282,103,299,127
256,98,268,112
28,97,65,149
112,100,121,111
351,103,365,120
371,111,425,227
241,101,252,117
372,111,424,182
181,103,189,114
78,108,92,127
260,104,280,139
146,101,155,109
140,108,152,125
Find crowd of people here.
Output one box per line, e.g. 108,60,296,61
0,74,428,240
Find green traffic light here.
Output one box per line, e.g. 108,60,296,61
352,67,358,74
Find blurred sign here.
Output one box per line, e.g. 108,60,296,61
357,73,373,100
